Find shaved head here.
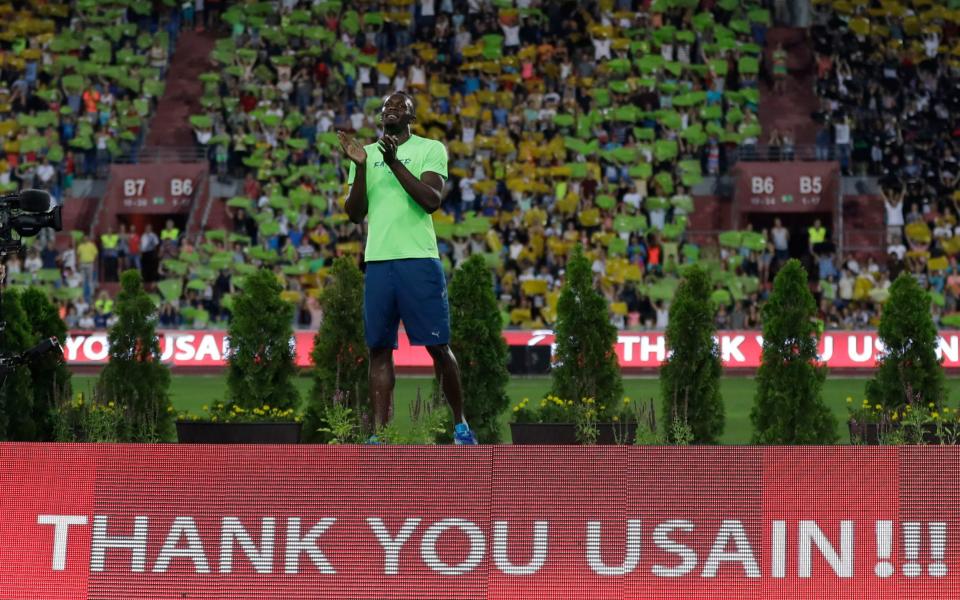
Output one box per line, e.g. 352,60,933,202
381,91,416,134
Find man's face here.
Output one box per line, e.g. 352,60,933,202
381,94,414,127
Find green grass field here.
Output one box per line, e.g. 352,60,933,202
71,374,960,444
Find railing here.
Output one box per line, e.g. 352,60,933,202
728,144,833,165
98,143,840,175
111,146,207,164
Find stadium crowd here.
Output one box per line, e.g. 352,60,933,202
176,0,773,330
11,0,960,333
0,0,177,197
809,0,960,327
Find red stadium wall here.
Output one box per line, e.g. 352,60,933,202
62,329,960,370
685,194,733,247
94,163,209,236
3,444,960,599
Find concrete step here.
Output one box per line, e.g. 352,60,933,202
146,30,216,148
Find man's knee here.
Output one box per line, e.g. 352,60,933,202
425,344,449,359
370,347,393,361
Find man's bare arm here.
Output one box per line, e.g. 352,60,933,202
345,166,368,223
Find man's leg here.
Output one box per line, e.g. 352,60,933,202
369,347,395,429
426,344,464,423
364,261,400,431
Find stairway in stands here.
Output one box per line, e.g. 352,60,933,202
145,30,215,148
842,195,886,260
758,27,819,145
64,30,215,243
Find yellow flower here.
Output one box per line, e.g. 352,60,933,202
211,416,218,422
846,397,853,404
933,412,940,420
522,397,529,403
612,415,620,422
891,412,899,421
264,404,271,411
202,405,209,412
874,404,882,410
108,401,115,408
167,406,174,413
623,397,631,404
929,403,936,409
512,406,519,412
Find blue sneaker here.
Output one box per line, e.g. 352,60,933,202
365,434,381,445
454,423,478,445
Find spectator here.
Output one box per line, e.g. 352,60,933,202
772,43,788,95
77,235,99,301
126,225,142,272
78,310,96,329
40,240,59,270
100,226,120,282
160,219,180,251
141,224,160,282
24,248,42,274
882,184,905,246
808,218,827,254
654,301,669,330
64,305,80,329
94,291,113,328
771,218,790,262
63,267,83,290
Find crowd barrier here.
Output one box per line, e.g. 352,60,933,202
1,444,958,599
62,329,960,370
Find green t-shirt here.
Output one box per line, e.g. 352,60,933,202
347,134,447,262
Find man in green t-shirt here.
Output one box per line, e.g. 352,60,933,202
338,91,477,444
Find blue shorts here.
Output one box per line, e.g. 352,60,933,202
364,258,450,349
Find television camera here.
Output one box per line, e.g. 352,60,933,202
0,189,64,377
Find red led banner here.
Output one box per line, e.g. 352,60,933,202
63,330,960,370
1,444,959,599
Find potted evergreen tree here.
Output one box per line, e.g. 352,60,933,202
97,270,175,442
449,254,510,443
511,246,631,444
303,257,369,443
750,260,838,444
857,273,946,444
661,265,724,443
177,269,302,443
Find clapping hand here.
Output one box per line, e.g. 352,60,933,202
337,131,367,165
378,134,399,166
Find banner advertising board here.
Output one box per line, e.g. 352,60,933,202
62,330,960,370
1,444,959,599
